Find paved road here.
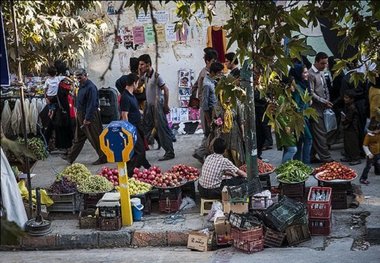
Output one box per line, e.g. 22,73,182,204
2,245,380,263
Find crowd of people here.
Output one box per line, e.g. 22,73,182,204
40,48,379,200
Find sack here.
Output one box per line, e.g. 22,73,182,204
323,108,337,133
52,108,69,127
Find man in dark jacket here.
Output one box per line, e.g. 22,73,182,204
64,68,107,165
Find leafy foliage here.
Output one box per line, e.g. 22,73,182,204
2,1,108,73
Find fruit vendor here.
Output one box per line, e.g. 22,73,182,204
198,137,247,199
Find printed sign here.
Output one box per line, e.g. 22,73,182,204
133,26,145,45
165,24,177,42
153,10,169,24
155,24,166,43
137,11,151,24
144,25,155,44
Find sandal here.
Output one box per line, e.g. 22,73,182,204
360,179,370,185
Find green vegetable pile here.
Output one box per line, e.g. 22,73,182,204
58,163,91,185
77,175,114,193
276,160,313,183
17,137,48,160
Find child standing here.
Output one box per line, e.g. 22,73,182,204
359,118,380,184
340,90,361,165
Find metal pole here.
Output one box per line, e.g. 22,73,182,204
10,0,33,218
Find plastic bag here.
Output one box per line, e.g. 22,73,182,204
323,108,337,133
206,201,223,222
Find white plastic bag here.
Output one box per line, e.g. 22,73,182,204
206,201,223,222
323,108,337,133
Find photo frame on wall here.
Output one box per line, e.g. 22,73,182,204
178,69,191,88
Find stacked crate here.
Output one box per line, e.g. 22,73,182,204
96,193,122,231
231,226,264,253
280,182,306,203
307,186,332,235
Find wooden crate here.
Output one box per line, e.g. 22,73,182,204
48,192,78,214
233,238,264,254
285,224,311,245
79,209,98,229
264,228,286,247
99,216,121,231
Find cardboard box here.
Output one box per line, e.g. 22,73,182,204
222,186,230,202
214,217,231,235
223,200,248,214
187,230,213,252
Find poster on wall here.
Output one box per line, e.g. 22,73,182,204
179,108,189,122
153,10,169,24
155,24,166,43
144,25,155,44
122,26,134,49
133,26,145,45
137,11,151,24
165,24,177,42
178,69,192,88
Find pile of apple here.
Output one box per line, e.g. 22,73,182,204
99,166,119,186
168,164,200,182
132,166,162,185
150,172,184,188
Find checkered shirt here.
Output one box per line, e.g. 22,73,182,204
199,153,239,189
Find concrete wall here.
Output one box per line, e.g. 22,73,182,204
84,1,236,108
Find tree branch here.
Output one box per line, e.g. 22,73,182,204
99,1,126,82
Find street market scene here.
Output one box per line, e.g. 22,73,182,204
1,1,380,263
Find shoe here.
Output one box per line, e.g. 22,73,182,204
61,155,73,164
340,158,351,162
360,179,370,185
172,138,177,142
158,155,175,161
92,158,107,165
349,160,361,166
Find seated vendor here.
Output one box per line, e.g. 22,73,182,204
198,137,247,199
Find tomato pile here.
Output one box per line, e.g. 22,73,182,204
99,166,119,186
239,159,275,174
314,161,357,181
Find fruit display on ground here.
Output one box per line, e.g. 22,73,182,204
77,175,114,193
99,166,119,186
276,160,313,183
314,161,357,181
129,178,152,195
132,166,162,185
167,164,200,182
48,177,77,194
57,163,91,185
239,159,276,174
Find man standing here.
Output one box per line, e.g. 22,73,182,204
192,49,218,163
64,68,107,165
225,52,240,79
138,54,175,161
308,52,334,163
119,73,151,175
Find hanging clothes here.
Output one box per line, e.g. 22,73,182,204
23,99,30,134
11,99,22,136
36,98,44,113
207,26,227,63
29,98,38,135
1,100,12,135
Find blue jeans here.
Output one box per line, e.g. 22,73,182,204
294,137,312,165
282,146,297,163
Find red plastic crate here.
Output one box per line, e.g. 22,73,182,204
231,226,263,242
307,187,332,219
233,238,264,253
309,217,331,236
